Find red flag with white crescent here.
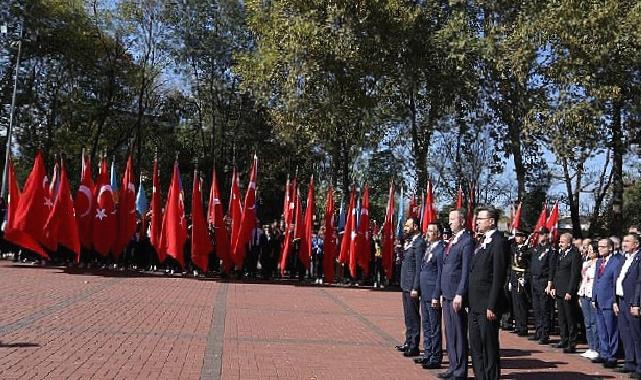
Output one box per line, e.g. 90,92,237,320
92,157,117,257
4,151,51,259
43,159,81,259
192,172,213,272
75,153,95,249
322,186,336,283
114,155,136,256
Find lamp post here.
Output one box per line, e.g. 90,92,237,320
1,20,23,200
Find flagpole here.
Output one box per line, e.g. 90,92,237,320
1,19,24,200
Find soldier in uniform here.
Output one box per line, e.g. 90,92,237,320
510,230,531,337
528,227,555,345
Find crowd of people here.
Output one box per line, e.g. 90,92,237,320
2,198,640,380
394,207,641,380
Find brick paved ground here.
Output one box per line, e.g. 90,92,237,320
0,261,629,379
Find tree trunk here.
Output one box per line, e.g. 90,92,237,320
562,156,583,238
610,99,624,236
588,150,613,236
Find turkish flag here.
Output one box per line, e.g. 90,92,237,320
348,190,360,278
530,203,548,248
338,187,355,265
4,156,48,258
92,157,117,257
279,178,296,276
322,186,336,284
299,176,313,270
43,160,81,259
382,182,395,280
467,183,476,232
228,168,242,268
408,195,418,220
511,202,522,234
232,156,258,268
191,171,213,272
114,155,136,257
422,180,437,234
4,151,51,259
74,153,95,249
48,161,59,201
150,157,163,259
355,186,370,277
159,161,187,268
546,201,560,243
207,169,232,272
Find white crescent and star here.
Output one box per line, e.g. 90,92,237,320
77,185,93,217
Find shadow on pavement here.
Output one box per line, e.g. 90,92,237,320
507,372,617,379
0,341,40,348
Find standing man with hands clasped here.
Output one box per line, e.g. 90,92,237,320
438,208,474,380
547,233,582,353
414,222,445,370
395,218,426,358
468,207,508,380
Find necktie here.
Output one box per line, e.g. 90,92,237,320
445,242,451,256
598,259,605,276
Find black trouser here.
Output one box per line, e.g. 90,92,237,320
531,279,552,340
511,277,529,334
557,296,578,347
501,283,513,329
469,310,501,380
402,291,421,350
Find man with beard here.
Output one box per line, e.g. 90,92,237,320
395,217,425,358
529,227,555,345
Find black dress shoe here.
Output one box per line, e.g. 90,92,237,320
423,362,442,370
604,360,618,369
403,349,420,357
563,347,576,354
538,339,549,345
414,357,429,364
591,357,605,364
395,344,408,352
630,372,641,379
437,372,453,379
518,331,529,337
554,342,568,349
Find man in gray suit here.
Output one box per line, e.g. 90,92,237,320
438,208,474,380
395,217,425,357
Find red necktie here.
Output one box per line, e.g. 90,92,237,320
598,260,605,276
445,242,452,256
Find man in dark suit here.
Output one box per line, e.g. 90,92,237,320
529,227,555,344
414,222,445,369
246,219,268,279
438,208,474,380
468,207,508,380
395,217,425,357
615,233,641,377
591,238,624,368
548,232,582,353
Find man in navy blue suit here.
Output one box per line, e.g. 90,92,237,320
395,217,425,357
615,233,641,377
592,238,624,368
414,222,445,369
438,208,474,380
